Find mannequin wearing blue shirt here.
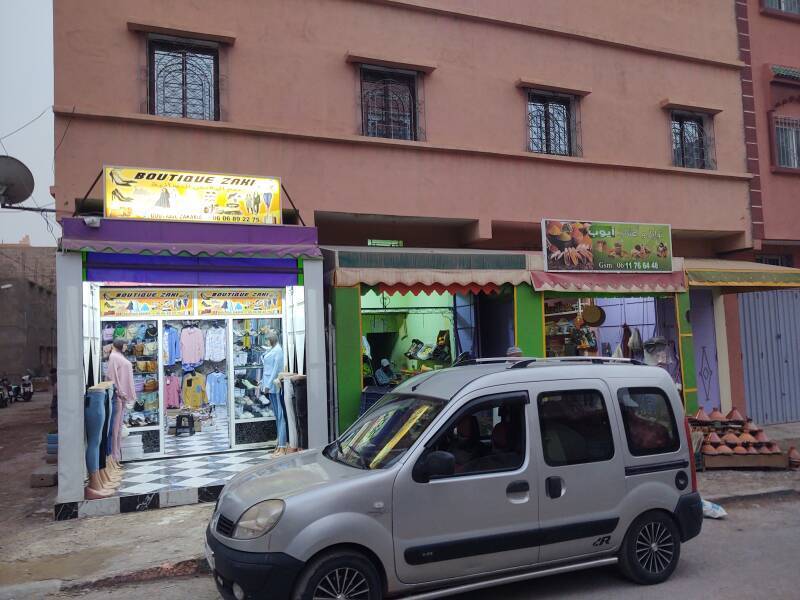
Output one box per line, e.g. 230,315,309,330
260,332,287,454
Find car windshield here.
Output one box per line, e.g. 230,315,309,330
325,393,447,470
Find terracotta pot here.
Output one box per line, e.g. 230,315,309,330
758,445,773,455
755,430,770,444
788,447,800,462
701,444,718,456
722,432,740,446
733,445,748,455
693,408,711,423
746,445,758,455
739,432,757,445
705,432,722,446
716,444,734,455
726,408,746,423
768,442,782,455
743,420,761,434
708,408,727,422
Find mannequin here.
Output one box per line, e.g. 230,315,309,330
260,332,287,456
84,381,114,498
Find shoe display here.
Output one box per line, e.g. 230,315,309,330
415,345,434,360
109,169,137,186
112,188,134,203
404,339,424,359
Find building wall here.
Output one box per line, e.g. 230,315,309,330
742,0,800,243
53,0,751,251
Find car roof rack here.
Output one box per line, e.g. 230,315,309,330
507,356,644,369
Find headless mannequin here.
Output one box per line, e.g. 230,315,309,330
84,381,116,498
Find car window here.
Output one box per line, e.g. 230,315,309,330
617,387,680,456
428,393,527,477
537,389,614,466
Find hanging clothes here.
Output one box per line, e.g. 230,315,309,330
205,326,227,362
181,371,206,409
164,374,181,409
180,326,205,368
621,324,632,359
163,324,181,366
206,371,228,406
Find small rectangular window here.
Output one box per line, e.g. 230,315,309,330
617,388,680,456
671,112,714,169
360,67,418,141
537,389,614,467
775,116,800,169
527,92,578,156
149,40,219,121
756,254,793,267
765,0,800,15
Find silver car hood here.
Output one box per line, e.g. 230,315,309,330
219,449,366,516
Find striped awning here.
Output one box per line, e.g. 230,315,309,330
685,258,800,288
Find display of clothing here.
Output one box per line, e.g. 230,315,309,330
206,371,228,406
106,349,137,405
112,325,127,340
260,343,284,394
102,324,114,342
205,326,227,362
164,374,181,409
181,371,206,409
180,326,205,368
163,325,181,366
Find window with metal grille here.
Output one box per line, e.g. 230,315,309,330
775,116,800,168
360,67,417,141
671,112,714,169
527,92,576,156
765,0,800,15
149,41,219,121
756,254,793,267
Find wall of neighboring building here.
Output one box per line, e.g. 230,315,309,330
53,0,750,251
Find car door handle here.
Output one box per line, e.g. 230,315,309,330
506,480,530,494
546,476,565,499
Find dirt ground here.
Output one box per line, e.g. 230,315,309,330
0,392,57,537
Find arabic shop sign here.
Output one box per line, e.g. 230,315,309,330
100,288,194,317
103,166,281,225
198,289,282,316
542,219,673,273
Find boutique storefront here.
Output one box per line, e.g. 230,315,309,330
55,168,326,519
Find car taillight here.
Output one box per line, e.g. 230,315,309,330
683,416,698,493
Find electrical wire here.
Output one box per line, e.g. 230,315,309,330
52,105,76,171
0,106,51,141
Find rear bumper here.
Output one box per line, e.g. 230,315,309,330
206,527,304,600
674,492,703,542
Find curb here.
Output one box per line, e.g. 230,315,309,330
704,487,800,505
59,557,209,594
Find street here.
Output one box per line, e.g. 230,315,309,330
48,495,800,600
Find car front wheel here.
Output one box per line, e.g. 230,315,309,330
293,550,382,600
619,511,681,585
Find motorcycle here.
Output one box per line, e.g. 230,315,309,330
21,374,33,402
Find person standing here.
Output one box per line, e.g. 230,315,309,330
107,339,137,468
260,332,287,456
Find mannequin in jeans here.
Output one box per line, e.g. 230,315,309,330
260,332,287,456
85,384,114,498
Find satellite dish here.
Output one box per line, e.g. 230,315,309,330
0,155,35,206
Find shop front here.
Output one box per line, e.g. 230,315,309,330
55,167,326,519
324,247,538,434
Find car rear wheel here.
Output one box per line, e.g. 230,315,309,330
293,550,382,600
619,511,681,585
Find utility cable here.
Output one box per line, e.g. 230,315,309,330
0,106,51,141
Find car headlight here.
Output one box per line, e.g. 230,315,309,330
233,499,285,540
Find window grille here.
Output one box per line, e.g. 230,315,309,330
765,0,800,14
527,92,579,156
149,41,219,121
775,115,800,168
671,112,715,169
756,255,793,267
360,68,417,141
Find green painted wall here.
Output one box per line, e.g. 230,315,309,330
333,286,362,434
515,284,545,357
676,291,698,414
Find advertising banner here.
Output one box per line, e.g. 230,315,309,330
542,219,673,272
198,289,283,316
103,166,281,225
100,288,194,317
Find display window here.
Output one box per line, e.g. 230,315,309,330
95,287,286,461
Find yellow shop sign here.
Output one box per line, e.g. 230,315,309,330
198,289,283,316
103,166,281,225
100,288,194,317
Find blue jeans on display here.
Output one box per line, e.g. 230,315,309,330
107,389,117,458
84,389,107,473
270,391,288,448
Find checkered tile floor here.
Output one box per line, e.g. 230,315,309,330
116,448,273,496
163,407,231,457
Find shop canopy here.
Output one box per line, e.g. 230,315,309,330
528,255,686,293
59,217,321,259
323,247,531,295
684,258,800,289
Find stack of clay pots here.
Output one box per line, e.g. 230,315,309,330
692,408,784,458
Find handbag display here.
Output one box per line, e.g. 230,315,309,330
133,343,145,356
136,360,157,373
143,378,158,392
143,341,158,356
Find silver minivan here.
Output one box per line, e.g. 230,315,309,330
206,358,702,600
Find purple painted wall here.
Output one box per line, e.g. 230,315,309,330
690,289,721,413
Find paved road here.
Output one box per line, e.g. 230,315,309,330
50,495,800,600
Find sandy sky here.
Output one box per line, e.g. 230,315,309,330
0,0,59,247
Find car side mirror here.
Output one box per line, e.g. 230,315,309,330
413,450,456,483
